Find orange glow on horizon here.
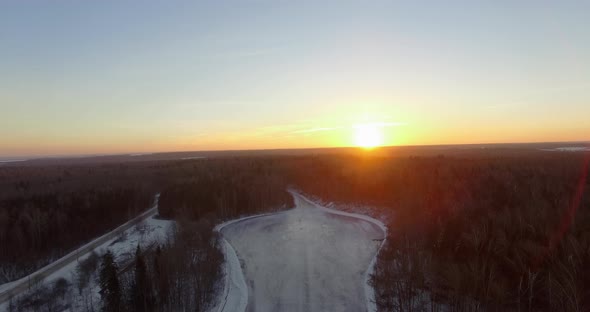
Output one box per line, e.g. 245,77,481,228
1,114,589,158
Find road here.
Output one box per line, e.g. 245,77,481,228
0,194,160,304
221,193,385,312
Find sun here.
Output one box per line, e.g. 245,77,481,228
354,123,384,149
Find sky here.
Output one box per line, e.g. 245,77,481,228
1,1,589,157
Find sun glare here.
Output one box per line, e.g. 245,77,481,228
354,123,384,149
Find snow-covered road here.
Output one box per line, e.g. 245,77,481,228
221,193,385,312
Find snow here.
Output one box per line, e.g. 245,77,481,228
3,189,387,311
212,211,282,312
72,216,174,308
0,281,17,295
129,153,153,157
180,156,206,160
215,239,249,312
0,215,174,310
0,159,27,164
292,192,387,312
68,216,172,276
0,195,174,310
217,192,385,312
540,146,590,152
107,217,172,262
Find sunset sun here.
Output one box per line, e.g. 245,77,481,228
354,123,384,149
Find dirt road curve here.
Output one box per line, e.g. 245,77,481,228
221,193,384,312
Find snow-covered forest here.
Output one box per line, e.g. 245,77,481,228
1,150,589,311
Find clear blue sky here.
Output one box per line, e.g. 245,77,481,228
1,1,589,157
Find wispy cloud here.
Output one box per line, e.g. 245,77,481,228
290,127,340,134
290,121,406,134
353,121,407,128
375,121,407,127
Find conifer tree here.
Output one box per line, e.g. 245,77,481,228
99,250,121,312
153,245,169,307
131,245,153,312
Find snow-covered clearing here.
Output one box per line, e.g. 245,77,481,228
540,146,590,152
0,159,27,164
180,156,206,160
218,192,386,312
129,153,153,157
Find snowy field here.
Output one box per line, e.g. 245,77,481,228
220,193,385,312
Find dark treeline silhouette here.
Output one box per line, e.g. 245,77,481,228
158,158,293,220
285,153,590,311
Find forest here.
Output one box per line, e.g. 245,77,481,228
0,163,158,283
286,153,590,311
2,150,589,311
1,157,292,311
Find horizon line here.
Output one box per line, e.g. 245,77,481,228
2,139,590,161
